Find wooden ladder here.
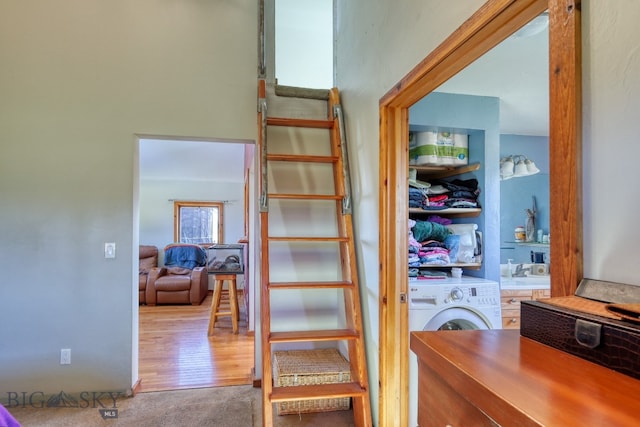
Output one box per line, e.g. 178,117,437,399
257,79,372,426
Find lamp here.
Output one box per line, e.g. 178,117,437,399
513,159,529,177
525,159,540,174
499,157,515,180
500,155,540,180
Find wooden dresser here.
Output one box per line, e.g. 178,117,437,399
500,287,550,329
410,329,640,426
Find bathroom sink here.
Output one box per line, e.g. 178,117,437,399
500,275,550,288
500,263,550,288
514,276,549,285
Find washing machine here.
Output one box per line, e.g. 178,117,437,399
408,276,501,427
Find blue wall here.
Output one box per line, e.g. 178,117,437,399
499,134,550,264
409,94,551,275
409,92,501,281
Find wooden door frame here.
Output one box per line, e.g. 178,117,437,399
377,0,582,425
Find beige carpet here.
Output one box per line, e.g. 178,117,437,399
7,385,355,427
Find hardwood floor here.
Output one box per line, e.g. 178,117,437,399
138,291,254,393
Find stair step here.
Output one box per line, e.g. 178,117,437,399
274,85,331,101
269,329,359,343
271,382,367,403
266,154,339,163
266,236,349,242
265,84,328,121
266,117,333,129
269,281,353,289
268,193,342,201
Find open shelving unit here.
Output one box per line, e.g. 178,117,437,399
410,162,480,178
409,162,483,270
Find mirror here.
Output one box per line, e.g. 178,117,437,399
377,1,581,425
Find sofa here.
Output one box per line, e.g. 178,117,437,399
139,245,159,305
146,244,208,306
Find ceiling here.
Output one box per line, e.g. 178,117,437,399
139,138,248,182
436,14,549,136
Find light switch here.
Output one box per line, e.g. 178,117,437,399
104,242,116,259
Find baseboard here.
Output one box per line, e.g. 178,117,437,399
131,379,143,396
251,368,261,388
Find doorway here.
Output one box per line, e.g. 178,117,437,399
136,136,256,392
377,1,581,425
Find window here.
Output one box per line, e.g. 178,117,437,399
173,201,224,245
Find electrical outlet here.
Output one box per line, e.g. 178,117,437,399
104,242,116,259
60,348,71,365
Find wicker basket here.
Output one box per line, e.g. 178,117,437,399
272,348,351,415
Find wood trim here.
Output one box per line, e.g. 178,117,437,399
549,0,583,296
378,1,582,426
378,104,409,427
173,200,224,245
380,0,548,109
243,167,249,240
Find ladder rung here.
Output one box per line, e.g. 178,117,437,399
268,193,342,201
267,117,333,129
266,154,339,163
274,85,330,100
271,382,367,403
269,329,359,343
267,236,349,242
269,281,353,289
213,310,232,316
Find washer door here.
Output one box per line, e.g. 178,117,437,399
423,307,490,331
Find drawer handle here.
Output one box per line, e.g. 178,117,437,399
510,318,517,323
509,298,517,303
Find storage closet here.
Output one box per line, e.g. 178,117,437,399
408,91,502,281
408,160,483,277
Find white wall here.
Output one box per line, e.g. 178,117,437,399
582,1,640,283
0,0,257,397
139,179,245,264
334,1,485,422
335,0,640,424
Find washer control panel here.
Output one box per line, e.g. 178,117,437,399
409,280,500,309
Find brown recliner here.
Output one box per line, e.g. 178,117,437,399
139,245,158,305
146,244,208,306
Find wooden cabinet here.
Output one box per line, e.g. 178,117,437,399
409,162,482,270
410,330,640,427
418,362,499,426
500,287,550,329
